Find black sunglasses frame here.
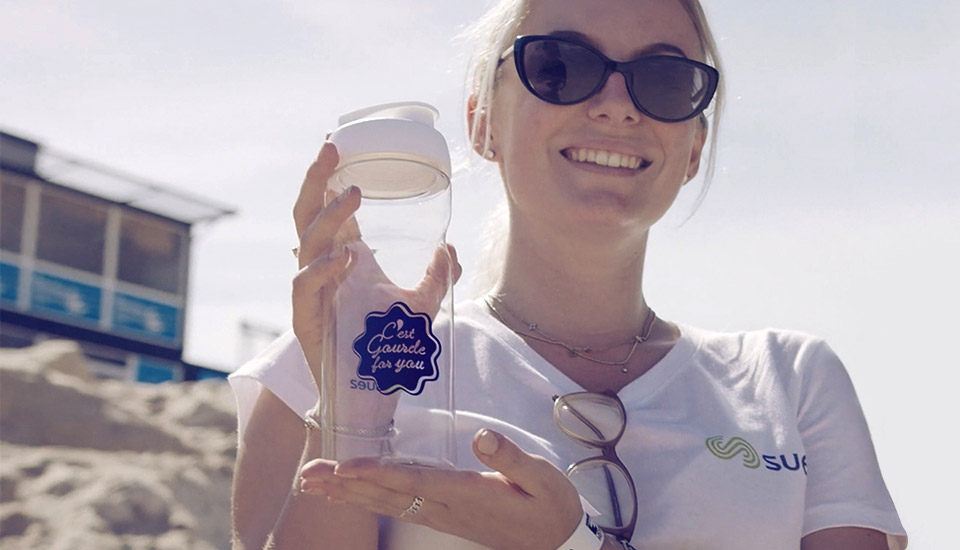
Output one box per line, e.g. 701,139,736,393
508,35,719,123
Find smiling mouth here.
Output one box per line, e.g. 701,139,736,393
562,147,652,170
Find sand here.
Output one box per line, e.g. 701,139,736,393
0,340,238,550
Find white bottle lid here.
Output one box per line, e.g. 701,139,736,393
329,102,451,199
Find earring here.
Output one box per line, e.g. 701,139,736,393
483,149,496,160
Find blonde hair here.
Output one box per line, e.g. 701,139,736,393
465,0,724,175
464,0,531,156
462,0,726,294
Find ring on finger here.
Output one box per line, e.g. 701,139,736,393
398,495,424,518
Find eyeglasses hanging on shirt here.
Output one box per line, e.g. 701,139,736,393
553,391,638,547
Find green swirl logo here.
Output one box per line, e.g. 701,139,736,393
705,436,761,469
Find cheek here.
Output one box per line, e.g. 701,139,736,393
492,99,557,183
490,69,562,143
661,125,702,174
493,91,545,150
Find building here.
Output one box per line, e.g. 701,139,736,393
0,130,235,382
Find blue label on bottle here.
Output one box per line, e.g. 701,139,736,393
353,301,441,396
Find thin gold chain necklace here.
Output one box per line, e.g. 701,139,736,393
483,295,657,373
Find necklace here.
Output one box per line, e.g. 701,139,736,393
484,295,657,373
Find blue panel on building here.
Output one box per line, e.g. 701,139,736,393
136,357,180,383
112,292,181,345
0,262,19,304
29,271,102,325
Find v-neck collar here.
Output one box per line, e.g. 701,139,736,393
464,298,701,404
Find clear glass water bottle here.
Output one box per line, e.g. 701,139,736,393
320,102,454,466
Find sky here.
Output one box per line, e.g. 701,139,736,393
2,0,958,546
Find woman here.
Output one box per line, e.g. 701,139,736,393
230,0,907,548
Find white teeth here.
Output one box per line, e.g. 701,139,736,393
565,148,644,169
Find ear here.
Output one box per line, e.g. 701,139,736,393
684,117,708,184
466,94,492,158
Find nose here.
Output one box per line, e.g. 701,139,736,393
586,71,641,124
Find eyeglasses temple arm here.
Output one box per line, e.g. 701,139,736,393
564,402,608,441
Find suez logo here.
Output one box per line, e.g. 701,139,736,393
705,436,807,475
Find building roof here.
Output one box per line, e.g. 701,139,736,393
1,130,236,225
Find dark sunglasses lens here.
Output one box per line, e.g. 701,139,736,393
630,57,712,120
521,39,606,104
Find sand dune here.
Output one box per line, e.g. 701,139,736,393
0,340,237,550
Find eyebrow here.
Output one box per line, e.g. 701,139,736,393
548,29,689,58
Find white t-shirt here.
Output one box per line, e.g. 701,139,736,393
230,299,907,549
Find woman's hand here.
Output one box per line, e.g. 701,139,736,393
291,141,461,430
299,429,584,550
292,141,361,373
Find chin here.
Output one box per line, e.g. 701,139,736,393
552,200,656,237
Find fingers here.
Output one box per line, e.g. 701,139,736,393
292,247,352,300
413,244,462,307
471,430,583,544
291,247,354,343
301,459,451,526
294,141,339,237
471,429,572,499
300,457,337,479
324,188,363,246
302,432,568,503
327,435,564,508
445,244,463,284
296,185,362,269
300,442,582,550
292,140,364,270
302,473,447,521
447,244,463,285
331,457,505,504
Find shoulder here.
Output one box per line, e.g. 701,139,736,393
685,324,837,373
228,330,316,437
679,325,850,404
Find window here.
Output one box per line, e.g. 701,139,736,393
116,214,185,294
0,174,26,253
35,190,107,274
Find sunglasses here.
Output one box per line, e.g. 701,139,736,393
502,35,719,123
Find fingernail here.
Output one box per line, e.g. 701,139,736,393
333,186,357,205
300,478,323,494
477,429,499,455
